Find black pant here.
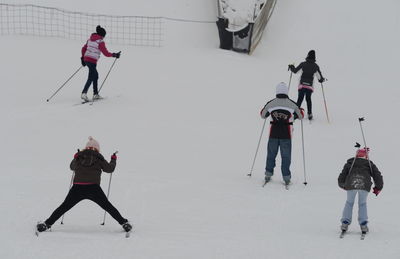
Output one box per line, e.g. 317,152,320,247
297,88,313,115
45,184,126,226
82,62,99,94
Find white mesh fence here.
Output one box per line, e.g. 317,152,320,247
0,3,163,47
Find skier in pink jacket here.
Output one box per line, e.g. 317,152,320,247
80,25,121,101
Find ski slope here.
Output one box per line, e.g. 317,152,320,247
1,0,400,258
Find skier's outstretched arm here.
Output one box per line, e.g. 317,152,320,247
290,62,303,74
101,154,117,173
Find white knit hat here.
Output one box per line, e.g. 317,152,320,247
276,82,289,95
85,136,100,151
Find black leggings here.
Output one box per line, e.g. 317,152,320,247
45,184,126,226
297,88,313,115
82,62,99,94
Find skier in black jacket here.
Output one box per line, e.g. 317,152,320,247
288,50,325,120
337,147,383,234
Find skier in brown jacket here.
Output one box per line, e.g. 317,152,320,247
36,137,132,234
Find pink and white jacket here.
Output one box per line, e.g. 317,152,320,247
81,33,113,64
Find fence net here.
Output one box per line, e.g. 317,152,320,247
0,3,163,47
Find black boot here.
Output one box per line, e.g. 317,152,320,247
122,221,132,232
37,222,51,232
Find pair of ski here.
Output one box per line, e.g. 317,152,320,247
262,180,290,190
340,230,367,240
74,97,105,106
35,225,132,238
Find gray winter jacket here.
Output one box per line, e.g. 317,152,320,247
338,158,383,192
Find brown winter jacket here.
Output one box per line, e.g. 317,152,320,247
70,149,116,185
338,158,383,192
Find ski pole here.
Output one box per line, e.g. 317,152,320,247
358,117,369,149
101,151,118,225
358,117,373,172
348,142,361,174
247,119,267,177
90,53,121,105
60,172,75,224
300,119,307,185
320,81,330,123
60,149,80,224
287,64,294,91
46,66,83,102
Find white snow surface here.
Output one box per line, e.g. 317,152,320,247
1,0,400,258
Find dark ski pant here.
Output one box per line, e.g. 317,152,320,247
265,138,292,182
45,184,127,226
82,61,99,95
297,88,313,115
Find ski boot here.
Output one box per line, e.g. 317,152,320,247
264,176,271,183
341,221,349,232
283,179,291,190
308,113,313,120
81,93,89,102
122,221,133,232
93,94,103,100
36,222,51,232
360,223,369,233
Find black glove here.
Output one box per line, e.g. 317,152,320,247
81,57,86,67
288,64,295,71
112,52,121,59
318,77,325,83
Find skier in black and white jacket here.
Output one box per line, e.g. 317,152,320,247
288,50,325,120
260,82,304,185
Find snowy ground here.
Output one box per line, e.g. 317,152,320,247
1,0,400,258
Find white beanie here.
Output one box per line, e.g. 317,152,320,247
85,136,100,151
276,82,289,95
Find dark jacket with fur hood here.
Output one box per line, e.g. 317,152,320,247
338,158,383,192
70,149,116,185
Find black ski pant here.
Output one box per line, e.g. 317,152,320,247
297,88,313,115
45,184,127,226
82,61,99,95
